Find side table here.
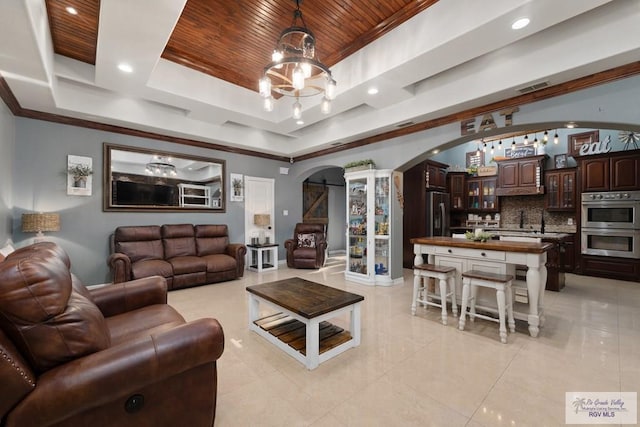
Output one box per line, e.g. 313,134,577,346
247,243,279,272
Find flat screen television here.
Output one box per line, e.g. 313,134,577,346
114,181,175,206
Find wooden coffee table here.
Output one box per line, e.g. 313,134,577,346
246,277,364,370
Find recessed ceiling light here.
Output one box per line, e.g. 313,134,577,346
566,122,577,129
117,63,133,73
296,120,304,125
367,87,379,95
65,6,78,15
511,17,530,30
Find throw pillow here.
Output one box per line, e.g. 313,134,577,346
297,233,316,248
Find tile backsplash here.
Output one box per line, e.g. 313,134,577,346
499,196,577,232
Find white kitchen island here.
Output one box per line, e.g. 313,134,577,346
411,236,552,337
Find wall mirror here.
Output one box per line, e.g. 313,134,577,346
103,143,226,212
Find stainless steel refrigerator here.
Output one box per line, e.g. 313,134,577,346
426,191,450,237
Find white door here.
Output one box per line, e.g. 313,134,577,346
244,176,275,245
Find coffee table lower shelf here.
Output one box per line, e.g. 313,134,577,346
254,313,352,355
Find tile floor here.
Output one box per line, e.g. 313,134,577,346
168,257,640,426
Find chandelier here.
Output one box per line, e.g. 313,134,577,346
146,156,177,177
258,0,336,120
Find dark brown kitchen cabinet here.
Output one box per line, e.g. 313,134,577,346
581,255,640,282
580,157,609,192
425,162,447,191
611,155,640,190
541,234,575,291
545,168,576,211
402,159,449,268
495,155,545,196
579,151,640,192
447,172,467,211
466,176,499,212
543,238,564,292
561,234,575,273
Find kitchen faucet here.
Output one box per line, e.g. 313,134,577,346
519,210,524,228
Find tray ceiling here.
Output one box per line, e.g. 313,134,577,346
1,0,639,159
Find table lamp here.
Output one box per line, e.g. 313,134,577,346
253,214,271,244
22,212,60,242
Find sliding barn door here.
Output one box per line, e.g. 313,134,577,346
302,182,328,224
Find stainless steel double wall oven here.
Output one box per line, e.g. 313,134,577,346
581,190,640,259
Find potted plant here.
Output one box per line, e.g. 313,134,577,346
68,164,93,188
344,159,376,172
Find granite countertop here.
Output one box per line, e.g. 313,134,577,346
492,230,570,240
494,223,576,234
451,224,576,240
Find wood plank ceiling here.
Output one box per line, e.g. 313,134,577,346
44,0,437,93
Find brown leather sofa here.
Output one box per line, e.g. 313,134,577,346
284,223,328,269
0,242,224,427
108,224,246,290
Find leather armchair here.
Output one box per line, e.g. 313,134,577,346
0,242,224,427
284,223,328,269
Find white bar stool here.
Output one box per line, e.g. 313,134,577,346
412,264,457,325
458,270,515,344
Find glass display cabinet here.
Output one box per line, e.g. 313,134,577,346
345,168,401,285
466,176,499,212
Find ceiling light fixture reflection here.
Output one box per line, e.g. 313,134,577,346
146,155,177,177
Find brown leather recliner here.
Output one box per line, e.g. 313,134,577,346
284,223,328,269
0,242,224,427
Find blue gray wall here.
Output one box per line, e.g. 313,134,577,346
4,74,640,283
11,119,300,283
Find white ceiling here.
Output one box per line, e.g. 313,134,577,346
1,0,639,159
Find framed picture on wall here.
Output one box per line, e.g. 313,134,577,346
568,130,599,156
230,173,244,202
554,154,567,169
67,155,93,196
466,151,484,168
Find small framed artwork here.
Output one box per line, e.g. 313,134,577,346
230,173,244,202
67,155,93,196
554,154,567,169
466,151,484,168
568,130,599,156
